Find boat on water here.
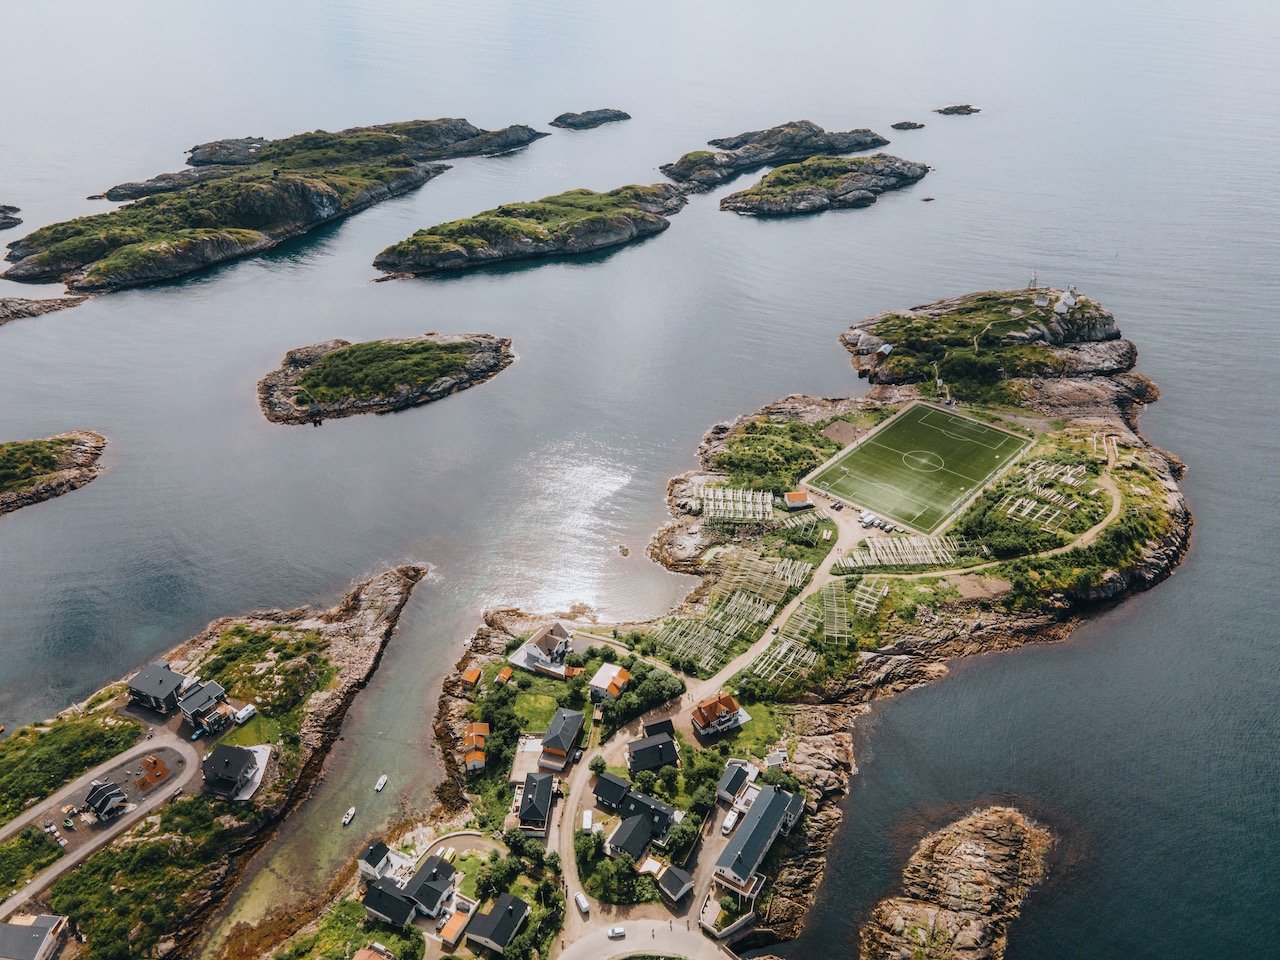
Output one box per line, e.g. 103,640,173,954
375,774,388,792
342,806,355,826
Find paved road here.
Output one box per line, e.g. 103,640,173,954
555,918,727,960
0,727,202,920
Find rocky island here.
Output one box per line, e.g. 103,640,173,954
549,108,631,129
0,295,87,327
660,119,890,190
0,430,106,517
373,182,686,276
936,104,981,115
0,206,20,230
719,154,929,216
6,566,425,960
2,118,547,293
860,807,1052,960
891,121,925,130
257,332,513,424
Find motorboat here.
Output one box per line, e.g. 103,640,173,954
375,775,388,792
342,806,356,826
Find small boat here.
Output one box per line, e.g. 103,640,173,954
342,806,356,826
374,775,388,793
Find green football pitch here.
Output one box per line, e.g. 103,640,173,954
805,403,1029,534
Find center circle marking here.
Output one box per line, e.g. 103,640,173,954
902,450,944,472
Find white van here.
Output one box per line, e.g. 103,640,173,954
233,704,257,725
722,809,740,835
574,892,590,916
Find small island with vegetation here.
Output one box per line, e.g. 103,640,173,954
258,333,513,424
860,807,1052,960
2,117,546,294
659,120,889,191
719,154,929,216
373,183,686,276
549,108,631,130
0,430,106,517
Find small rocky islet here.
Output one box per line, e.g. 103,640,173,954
891,120,925,130
549,108,631,129
859,807,1052,960
373,182,687,276
720,153,929,216
0,205,21,230
0,295,87,327
1,117,547,293
0,430,106,517
257,333,514,424
936,103,981,115
660,119,890,190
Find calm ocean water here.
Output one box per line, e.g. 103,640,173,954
2,0,1277,955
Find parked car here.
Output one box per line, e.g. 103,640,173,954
722,809,740,835
575,892,590,916
607,927,625,940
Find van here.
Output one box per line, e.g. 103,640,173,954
722,809,740,835
574,892,590,916
234,704,257,725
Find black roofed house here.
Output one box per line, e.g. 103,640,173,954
626,731,679,774
126,661,187,714
592,772,630,811
518,772,554,837
606,812,653,860
357,840,391,881
201,744,258,800
363,877,416,928
84,780,127,822
713,784,805,899
605,788,679,861
0,913,68,960
466,892,531,955
539,707,585,771
717,760,755,805
642,718,674,739
402,854,458,917
657,864,694,904
178,679,231,732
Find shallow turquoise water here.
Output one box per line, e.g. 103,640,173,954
1,0,1277,954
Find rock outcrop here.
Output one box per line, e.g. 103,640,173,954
720,154,929,216
257,333,514,424
374,182,687,276
0,295,88,326
0,205,20,230
891,121,925,130
859,807,1052,960
0,430,106,517
660,120,889,191
549,108,631,130
936,104,981,115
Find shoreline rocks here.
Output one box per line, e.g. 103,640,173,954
0,295,88,326
0,205,20,230
257,333,514,424
720,154,929,216
936,104,981,115
859,807,1053,960
550,108,631,130
660,120,890,191
0,430,106,517
891,121,925,130
374,182,687,276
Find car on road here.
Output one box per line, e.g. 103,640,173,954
575,892,590,915
607,927,625,940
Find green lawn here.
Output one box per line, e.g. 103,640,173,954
219,713,281,748
0,828,62,899
806,403,1029,533
453,852,484,899
721,701,783,760
513,693,559,732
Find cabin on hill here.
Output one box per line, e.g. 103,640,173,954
126,661,187,714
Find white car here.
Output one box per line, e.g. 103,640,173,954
607,927,625,940
575,892,590,916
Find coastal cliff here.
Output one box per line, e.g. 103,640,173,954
660,120,889,191
4,117,547,293
720,154,929,216
38,565,426,960
859,807,1052,960
374,182,686,275
0,430,106,517
257,332,513,424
